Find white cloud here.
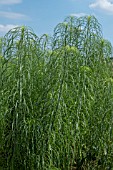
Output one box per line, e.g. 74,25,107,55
0,24,18,33
70,13,88,17
0,0,22,5
89,0,113,14
0,11,27,19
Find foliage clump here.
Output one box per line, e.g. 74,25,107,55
0,16,113,170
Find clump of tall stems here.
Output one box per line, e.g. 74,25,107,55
0,16,113,169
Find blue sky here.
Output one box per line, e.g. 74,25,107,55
0,0,113,45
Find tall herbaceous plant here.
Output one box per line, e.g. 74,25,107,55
0,16,113,170
0,26,48,169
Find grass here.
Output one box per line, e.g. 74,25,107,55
0,15,113,170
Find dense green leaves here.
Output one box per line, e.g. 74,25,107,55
0,16,113,169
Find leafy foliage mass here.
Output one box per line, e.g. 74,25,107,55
0,16,113,169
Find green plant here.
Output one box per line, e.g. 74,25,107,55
0,16,113,170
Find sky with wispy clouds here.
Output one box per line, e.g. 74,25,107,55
0,0,113,45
